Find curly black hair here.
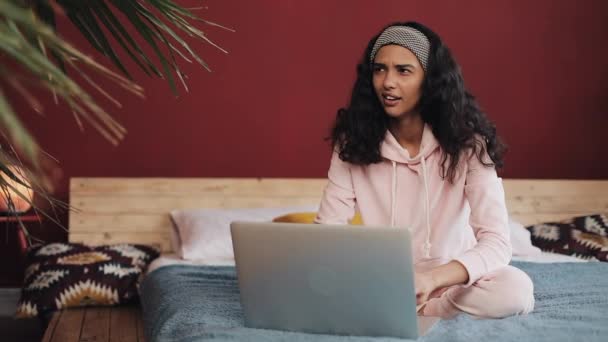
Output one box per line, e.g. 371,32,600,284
329,21,507,183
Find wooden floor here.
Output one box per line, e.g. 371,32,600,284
42,306,144,342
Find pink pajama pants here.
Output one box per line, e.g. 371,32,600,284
420,265,535,319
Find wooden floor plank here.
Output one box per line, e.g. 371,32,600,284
109,306,138,342
80,307,110,342
50,308,85,342
42,311,62,342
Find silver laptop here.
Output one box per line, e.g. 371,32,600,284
230,221,440,339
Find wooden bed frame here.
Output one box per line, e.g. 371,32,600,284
67,177,608,253
42,177,608,341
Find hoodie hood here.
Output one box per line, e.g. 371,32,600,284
382,123,439,259
380,123,440,164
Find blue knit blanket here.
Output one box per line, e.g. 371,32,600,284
141,262,608,341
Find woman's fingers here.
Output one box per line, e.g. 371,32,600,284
416,292,428,305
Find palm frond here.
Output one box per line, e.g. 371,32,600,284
0,5,141,148
46,0,234,93
0,1,231,243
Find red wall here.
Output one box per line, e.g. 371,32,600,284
3,0,607,283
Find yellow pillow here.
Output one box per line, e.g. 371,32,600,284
272,212,363,225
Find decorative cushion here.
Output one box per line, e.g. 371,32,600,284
526,214,608,262
272,212,364,225
16,242,159,318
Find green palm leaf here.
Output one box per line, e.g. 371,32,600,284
0,0,231,237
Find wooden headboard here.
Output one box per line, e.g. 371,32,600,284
69,178,608,252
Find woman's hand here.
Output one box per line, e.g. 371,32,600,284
414,261,470,306
414,272,438,305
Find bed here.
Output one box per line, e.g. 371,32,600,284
61,178,608,342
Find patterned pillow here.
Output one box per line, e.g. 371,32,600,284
16,242,159,318
526,214,608,262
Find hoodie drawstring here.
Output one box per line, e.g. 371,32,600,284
391,161,397,227
390,158,432,258
421,157,432,258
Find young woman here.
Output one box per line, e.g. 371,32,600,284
315,21,534,319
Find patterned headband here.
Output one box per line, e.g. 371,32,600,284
369,26,430,72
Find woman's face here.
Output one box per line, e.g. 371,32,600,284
372,45,425,119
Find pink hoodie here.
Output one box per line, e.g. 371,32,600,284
315,124,512,286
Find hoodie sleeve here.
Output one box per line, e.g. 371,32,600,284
314,150,357,224
455,150,512,287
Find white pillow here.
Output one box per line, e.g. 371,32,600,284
170,205,318,264
509,217,542,257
